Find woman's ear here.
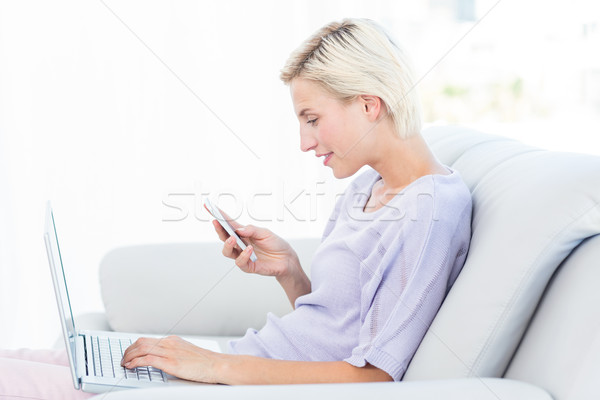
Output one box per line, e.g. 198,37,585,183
359,95,383,122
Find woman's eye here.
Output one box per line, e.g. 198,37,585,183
307,118,318,125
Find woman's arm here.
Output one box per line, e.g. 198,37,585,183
217,354,392,385
273,253,311,308
121,336,392,385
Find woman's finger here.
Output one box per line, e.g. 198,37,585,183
124,354,170,371
222,236,241,259
122,345,168,367
121,338,164,365
235,224,267,241
234,245,255,271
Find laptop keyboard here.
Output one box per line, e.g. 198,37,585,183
89,335,166,383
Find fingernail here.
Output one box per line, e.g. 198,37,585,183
237,227,246,231
246,245,253,252
124,362,131,368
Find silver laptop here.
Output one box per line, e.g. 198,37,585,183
44,202,221,393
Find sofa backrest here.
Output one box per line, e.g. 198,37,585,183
99,238,318,336
404,126,600,383
504,233,600,400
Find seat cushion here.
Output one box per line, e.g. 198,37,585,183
404,126,600,379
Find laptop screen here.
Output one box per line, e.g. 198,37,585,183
44,202,80,389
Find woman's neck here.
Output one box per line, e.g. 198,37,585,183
369,132,448,194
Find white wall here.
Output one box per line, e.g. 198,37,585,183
1,0,598,349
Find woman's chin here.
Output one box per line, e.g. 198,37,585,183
331,166,358,179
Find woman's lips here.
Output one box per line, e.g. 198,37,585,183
317,152,333,166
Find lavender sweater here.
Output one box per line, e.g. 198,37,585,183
229,167,472,381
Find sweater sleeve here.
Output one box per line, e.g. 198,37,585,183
343,193,472,381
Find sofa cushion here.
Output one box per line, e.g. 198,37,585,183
504,234,600,400
404,126,600,379
89,378,552,400
99,239,319,337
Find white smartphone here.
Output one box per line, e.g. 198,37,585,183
203,198,257,262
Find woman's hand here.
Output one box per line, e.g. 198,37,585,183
121,336,222,384
212,216,297,279
211,212,311,306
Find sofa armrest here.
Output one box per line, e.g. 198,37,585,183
99,238,319,337
91,378,551,400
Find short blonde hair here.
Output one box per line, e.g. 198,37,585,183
280,18,422,138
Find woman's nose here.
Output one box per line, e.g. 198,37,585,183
300,131,318,153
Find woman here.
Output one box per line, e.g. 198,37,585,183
121,18,472,384
0,18,471,397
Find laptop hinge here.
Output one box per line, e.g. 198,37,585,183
75,335,86,379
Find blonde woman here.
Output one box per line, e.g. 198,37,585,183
0,18,472,398
122,18,472,384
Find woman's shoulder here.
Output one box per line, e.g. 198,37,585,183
430,167,472,209
333,166,471,227
405,166,471,204
348,165,470,199
376,167,472,235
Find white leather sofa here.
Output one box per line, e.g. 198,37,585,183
86,125,600,399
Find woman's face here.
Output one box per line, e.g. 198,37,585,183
290,78,373,179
